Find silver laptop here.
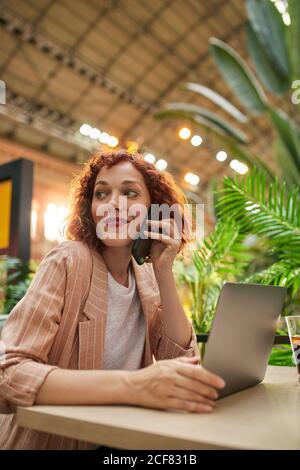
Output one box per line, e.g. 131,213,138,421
202,282,287,398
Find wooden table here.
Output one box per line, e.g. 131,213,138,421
17,366,300,450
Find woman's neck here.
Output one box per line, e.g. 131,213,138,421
101,246,133,287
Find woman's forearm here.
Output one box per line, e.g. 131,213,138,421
35,368,134,405
154,268,192,349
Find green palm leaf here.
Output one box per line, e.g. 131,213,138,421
287,0,300,81
154,103,248,143
245,260,300,297
193,221,253,278
274,138,300,187
246,0,291,79
216,170,300,262
269,107,300,180
246,21,289,95
209,37,267,114
180,82,248,123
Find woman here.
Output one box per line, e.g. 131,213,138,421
0,150,225,450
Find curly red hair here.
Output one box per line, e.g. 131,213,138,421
65,149,190,256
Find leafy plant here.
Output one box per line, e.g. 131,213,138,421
268,345,294,367
174,169,300,365
0,256,36,315
217,169,300,366
217,169,300,295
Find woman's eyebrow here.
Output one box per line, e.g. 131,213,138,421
95,180,109,186
95,179,142,187
121,179,142,186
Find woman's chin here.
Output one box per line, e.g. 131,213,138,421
100,237,133,248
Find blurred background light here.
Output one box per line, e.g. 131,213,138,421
184,172,200,185
99,132,109,144
155,159,167,170
230,159,249,174
89,127,101,140
216,151,228,162
79,123,91,136
144,153,156,163
191,135,202,147
44,203,68,242
179,127,191,140
107,135,118,147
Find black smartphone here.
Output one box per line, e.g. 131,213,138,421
131,207,160,265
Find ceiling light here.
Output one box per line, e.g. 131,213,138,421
191,135,202,147
99,132,109,144
184,172,200,185
156,159,168,170
107,135,119,147
179,127,191,140
89,127,101,140
144,153,156,163
230,159,249,174
79,124,92,136
216,151,227,162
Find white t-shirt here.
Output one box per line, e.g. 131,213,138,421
102,264,146,370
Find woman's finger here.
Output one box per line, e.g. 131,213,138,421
173,372,218,400
169,384,216,408
147,219,181,240
177,363,226,390
165,397,213,414
143,230,178,246
176,356,200,363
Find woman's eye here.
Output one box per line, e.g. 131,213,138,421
95,191,106,198
124,190,138,197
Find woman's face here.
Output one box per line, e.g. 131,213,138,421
91,161,151,248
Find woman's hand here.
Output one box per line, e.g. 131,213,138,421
144,218,181,274
127,356,226,413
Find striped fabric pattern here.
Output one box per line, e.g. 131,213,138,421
0,240,199,450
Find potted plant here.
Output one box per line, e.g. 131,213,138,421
0,256,36,335
174,170,299,366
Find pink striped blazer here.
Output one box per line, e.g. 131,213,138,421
0,240,199,450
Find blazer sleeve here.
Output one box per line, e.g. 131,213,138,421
0,243,70,413
150,304,200,362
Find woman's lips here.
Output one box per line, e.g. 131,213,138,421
105,218,128,227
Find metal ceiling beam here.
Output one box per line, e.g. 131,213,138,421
86,0,177,127
0,9,154,114
98,0,175,76
0,0,56,76
98,0,229,128
124,21,246,170
28,3,116,149
29,4,112,108
0,89,98,155
131,10,248,184
119,0,239,142
119,0,225,80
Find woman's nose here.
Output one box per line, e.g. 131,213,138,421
108,191,119,207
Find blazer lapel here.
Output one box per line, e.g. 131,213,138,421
79,248,108,370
